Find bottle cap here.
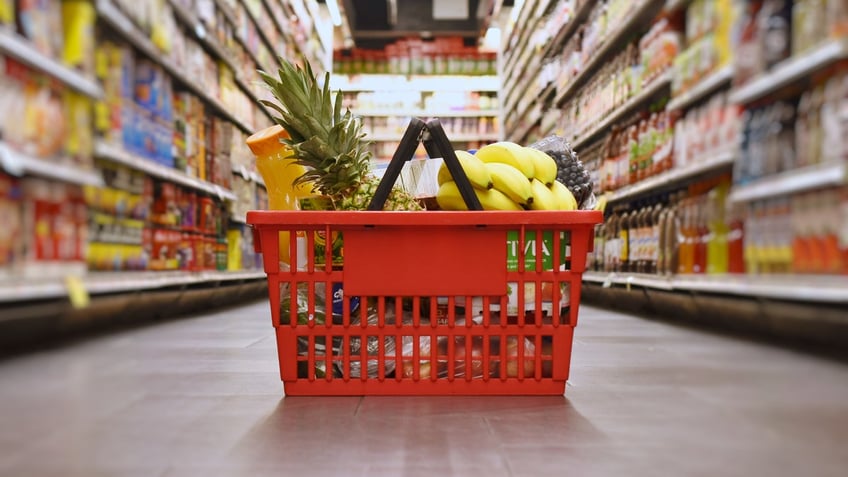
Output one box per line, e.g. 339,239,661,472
246,125,290,156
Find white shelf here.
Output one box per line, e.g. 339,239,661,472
368,133,500,142
729,39,848,105
0,29,103,99
0,142,104,187
607,150,736,203
0,270,266,303
555,0,664,107
95,0,254,134
232,165,265,187
667,65,734,111
331,75,500,93
94,141,238,201
728,161,847,203
583,271,848,303
355,109,500,118
572,71,672,150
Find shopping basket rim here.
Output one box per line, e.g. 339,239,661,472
246,209,603,227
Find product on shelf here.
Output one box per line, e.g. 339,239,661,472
672,0,736,95
591,105,679,194
594,175,735,276
553,14,680,144
0,56,94,170
673,91,740,168
0,173,23,277
744,186,847,275
334,37,497,76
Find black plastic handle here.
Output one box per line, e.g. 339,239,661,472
367,118,482,211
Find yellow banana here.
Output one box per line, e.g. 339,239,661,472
436,150,493,191
484,162,534,207
436,181,523,211
525,147,558,187
529,178,559,211
549,180,578,211
475,142,535,179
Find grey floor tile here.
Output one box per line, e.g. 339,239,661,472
1,299,847,477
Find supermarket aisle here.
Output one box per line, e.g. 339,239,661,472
1,301,847,477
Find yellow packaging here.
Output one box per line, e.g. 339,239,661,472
227,229,243,271
246,125,313,264
0,0,13,25
62,1,96,75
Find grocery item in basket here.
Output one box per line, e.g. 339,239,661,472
259,58,421,211
399,317,549,379
528,135,596,210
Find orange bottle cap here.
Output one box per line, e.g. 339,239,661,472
246,125,290,156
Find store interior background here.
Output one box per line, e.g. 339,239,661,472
1,0,847,356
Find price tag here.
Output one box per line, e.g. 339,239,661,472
240,165,250,180
602,275,612,289
65,276,90,309
626,276,633,292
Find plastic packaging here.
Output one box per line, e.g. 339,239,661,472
528,135,598,210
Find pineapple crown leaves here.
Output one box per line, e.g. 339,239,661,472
258,58,372,196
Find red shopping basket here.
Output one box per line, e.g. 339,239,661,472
247,119,602,395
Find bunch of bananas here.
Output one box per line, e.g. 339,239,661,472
435,142,579,211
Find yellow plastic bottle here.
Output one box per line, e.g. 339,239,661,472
246,125,312,265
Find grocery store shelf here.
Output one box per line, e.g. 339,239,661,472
583,271,675,290
542,0,594,60
166,0,272,122
0,270,266,304
232,165,265,187
0,29,103,99
94,141,238,201
356,109,500,118
96,0,254,134
607,149,736,203
332,75,500,93
728,161,847,203
584,271,848,303
215,0,270,73
572,71,672,149
239,0,285,69
667,65,734,111
511,104,542,144
0,142,104,187
554,0,664,107
729,39,848,105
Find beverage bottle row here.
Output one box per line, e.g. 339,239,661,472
592,175,743,276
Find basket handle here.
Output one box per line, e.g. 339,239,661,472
367,118,482,211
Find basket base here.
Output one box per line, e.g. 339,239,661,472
281,379,567,396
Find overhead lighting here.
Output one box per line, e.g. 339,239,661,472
326,0,342,26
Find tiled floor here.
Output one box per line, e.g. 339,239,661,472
1,300,847,476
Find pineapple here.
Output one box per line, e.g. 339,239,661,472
259,58,422,211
